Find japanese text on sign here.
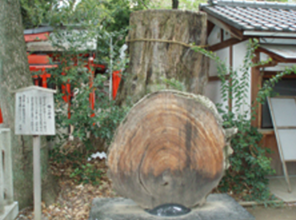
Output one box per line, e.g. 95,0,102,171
15,89,55,135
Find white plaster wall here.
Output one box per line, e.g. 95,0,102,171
260,52,270,62
204,80,229,112
224,31,231,41
232,40,251,118
209,48,229,76
207,26,232,45
208,26,221,45
206,40,250,119
205,26,229,112
208,26,229,76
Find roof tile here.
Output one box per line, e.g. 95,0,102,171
200,0,296,33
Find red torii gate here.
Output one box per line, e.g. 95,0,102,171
0,107,3,124
25,28,122,120
2,28,123,127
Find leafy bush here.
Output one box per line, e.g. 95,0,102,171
44,1,135,183
192,39,295,202
44,0,134,152
70,163,102,185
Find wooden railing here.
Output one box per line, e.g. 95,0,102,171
0,128,18,220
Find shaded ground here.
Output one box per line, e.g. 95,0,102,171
16,158,118,220
247,205,296,220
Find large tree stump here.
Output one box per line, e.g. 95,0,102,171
116,10,208,105
108,90,232,209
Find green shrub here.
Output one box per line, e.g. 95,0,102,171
70,163,102,185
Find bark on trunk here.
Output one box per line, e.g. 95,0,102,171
172,0,179,9
0,0,59,209
116,10,208,105
108,90,231,209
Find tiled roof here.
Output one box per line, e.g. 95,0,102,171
24,26,53,35
200,0,296,32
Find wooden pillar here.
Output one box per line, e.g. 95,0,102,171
220,29,224,42
251,51,261,127
228,45,233,112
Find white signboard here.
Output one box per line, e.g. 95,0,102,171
15,86,56,135
268,96,296,192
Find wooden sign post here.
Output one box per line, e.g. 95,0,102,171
14,86,56,220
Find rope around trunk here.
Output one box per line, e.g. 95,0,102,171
126,38,208,48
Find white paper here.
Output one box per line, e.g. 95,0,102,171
15,89,55,135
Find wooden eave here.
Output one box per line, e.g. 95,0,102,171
207,20,215,37
257,47,296,63
207,14,244,40
208,37,243,52
205,14,247,52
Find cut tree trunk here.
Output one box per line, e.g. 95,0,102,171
108,90,231,209
116,10,208,105
0,0,59,209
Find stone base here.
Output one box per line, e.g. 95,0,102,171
0,202,19,220
89,194,255,220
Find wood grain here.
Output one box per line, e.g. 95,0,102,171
108,90,227,209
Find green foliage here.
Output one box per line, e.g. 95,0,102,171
192,39,295,202
20,0,57,28
160,77,186,91
51,72,129,145
48,55,129,183
20,0,147,29
40,1,133,185
33,0,140,147
70,163,102,185
149,0,207,9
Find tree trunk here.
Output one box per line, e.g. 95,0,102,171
172,0,179,9
108,90,230,209
0,0,59,209
116,10,208,105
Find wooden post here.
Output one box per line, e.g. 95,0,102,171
33,135,41,220
228,45,233,113
251,51,261,127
